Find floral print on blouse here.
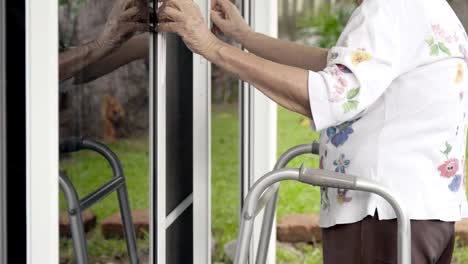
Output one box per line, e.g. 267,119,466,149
308,0,468,228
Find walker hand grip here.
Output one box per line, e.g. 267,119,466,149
59,137,84,154
299,166,357,189
311,141,320,155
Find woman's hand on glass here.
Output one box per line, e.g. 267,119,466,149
157,0,222,58
211,0,252,43
97,0,149,51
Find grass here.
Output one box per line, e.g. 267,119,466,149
211,107,241,262
210,106,323,263
60,106,468,264
59,137,150,263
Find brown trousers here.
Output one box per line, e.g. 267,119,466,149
322,212,455,264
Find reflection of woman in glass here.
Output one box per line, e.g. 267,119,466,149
59,0,148,82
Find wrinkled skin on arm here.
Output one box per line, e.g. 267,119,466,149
73,0,335,85
157,0,312,118
210,0,328,71
59,0,149,82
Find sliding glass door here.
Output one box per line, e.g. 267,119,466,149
58,0,151,263
19,0,274,262
153,0,211,262
154,31,194,264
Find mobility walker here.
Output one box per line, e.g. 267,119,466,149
59,137,139,264
234,142,411,264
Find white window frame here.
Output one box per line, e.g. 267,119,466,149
192,0,212,262
153,0,211,263
239,0,278,263
26,0,60,263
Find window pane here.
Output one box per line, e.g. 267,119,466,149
58,0,150,262
211,58,240,262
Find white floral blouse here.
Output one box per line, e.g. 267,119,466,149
308,0,468,228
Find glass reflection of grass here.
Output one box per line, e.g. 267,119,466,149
59,136,150,263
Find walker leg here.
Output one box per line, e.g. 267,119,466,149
117,183,139,264
256,144,316,263
255,189,279,264
234,217,255,264
59,173,89,264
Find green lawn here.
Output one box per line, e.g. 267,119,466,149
59,137,150,262
60,106,468,263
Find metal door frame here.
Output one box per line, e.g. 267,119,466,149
152,0,212,262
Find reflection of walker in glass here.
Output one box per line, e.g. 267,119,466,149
59,1,150,263
59,138,139,264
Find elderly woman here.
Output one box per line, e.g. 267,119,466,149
158,0,468,263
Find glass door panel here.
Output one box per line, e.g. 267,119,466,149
210,11,240,261
164,33,194,264
58,0,151,262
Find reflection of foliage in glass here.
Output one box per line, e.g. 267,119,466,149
59,0,89,50
59,0,87,7
297,4,354,49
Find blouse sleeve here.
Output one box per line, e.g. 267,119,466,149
308,0,400,131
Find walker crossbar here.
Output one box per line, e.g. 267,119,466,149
234,143,411,264
59,137,139,264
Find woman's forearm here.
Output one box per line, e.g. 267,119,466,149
240,31,329,72
207,41,311,118
73,33,149,84
59,40,113,82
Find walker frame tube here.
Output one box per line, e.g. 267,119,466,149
255,143,318,263
234,145,411,264
59,138,139,264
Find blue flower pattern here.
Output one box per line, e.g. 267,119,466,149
333,154,353,204
326,119,359,147
449,174,462,192
333,154,351,173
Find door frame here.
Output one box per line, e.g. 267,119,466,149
239,0,278,263
152,0,212,263
26,0,60,263
192,0,212,262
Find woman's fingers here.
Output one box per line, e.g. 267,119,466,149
120,6,140,21
157,22,183,33
158,6,184,22
123,0,146,10
211,10,227,27
211,0,218,9
215,0,235,12
122,0,137,10
159,0,182,10
122,22,150,34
